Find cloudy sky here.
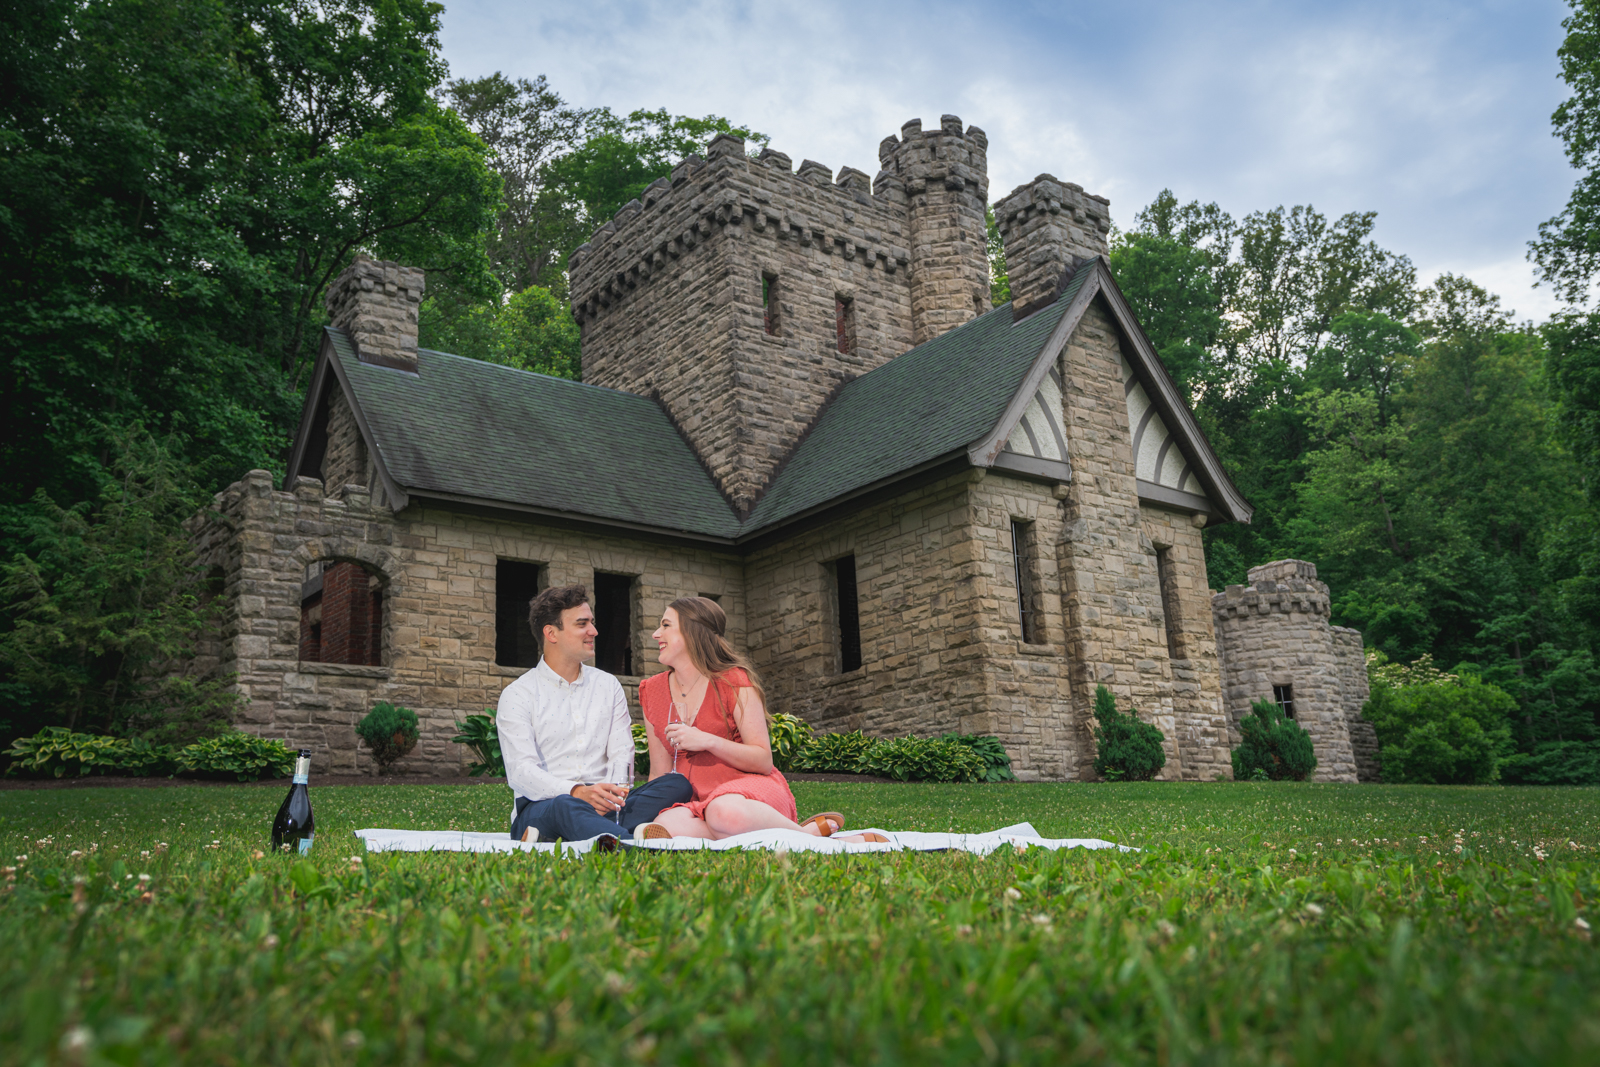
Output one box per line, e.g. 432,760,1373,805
438,0,1574,321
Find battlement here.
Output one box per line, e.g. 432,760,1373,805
1211,559,1331,619
568,132,916,328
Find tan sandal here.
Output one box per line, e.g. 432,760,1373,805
798,811,845,836
852,832,889,844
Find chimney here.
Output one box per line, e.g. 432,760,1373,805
324,256,426,372
994,174,1111,319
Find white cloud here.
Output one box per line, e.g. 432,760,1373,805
438,0,1576,321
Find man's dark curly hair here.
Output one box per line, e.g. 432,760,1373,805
528,584,590,645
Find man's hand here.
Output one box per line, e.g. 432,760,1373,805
571,782,629,815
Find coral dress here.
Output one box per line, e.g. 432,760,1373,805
640,667,797,822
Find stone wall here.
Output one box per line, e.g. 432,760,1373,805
1333,625,1381,782
1052,298,1233,781
191,471,745,776
1211,560,1358,782
320,389,368,492
568,118,989,513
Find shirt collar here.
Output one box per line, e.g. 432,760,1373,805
536,657,587,689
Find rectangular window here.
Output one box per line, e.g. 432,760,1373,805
832,555,862,673
593,571,636,676
1274,683,1296,719
495,559,544,668
1011,520,1040,644
835,295,855,354
1155,546,1183,661
763,273,780,335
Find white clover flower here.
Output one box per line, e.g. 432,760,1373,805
61,1026,92,1053
262,934,279,949
1004,887,1022,901
1156,919,1177,938
137,874,151,882
1304,902,1325,917
1576,918,1592,932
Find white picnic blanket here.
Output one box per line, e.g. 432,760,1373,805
353,821,1131,857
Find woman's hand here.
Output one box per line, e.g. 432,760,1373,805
664,720,717,753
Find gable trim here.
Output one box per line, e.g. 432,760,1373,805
285,329,411,512
964,260,1098,475
1092,265,1252,524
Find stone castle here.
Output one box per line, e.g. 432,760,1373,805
189,114,1379,782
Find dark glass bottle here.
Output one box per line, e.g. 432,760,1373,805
271,749,315,853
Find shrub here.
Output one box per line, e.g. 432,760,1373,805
632,722,648,776
1232,699,1318,781
356,702,420,774
2,727,171,778
768,712,814,773
173,732,294,781
1363,663,1516,784
1091,685,1166,781
858,736,986,783
791,730,874,773
938,733,1017,782
451,712,504,777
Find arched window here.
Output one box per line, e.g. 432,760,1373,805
299,560,383,666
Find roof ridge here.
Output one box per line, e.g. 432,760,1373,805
409,342,655,402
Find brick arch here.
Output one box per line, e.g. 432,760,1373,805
295,540,397,667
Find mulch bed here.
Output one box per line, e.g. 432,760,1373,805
1,771,899,790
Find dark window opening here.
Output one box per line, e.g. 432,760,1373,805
1155,546,1183,661
832,555,862,673
593,572,636,676
299,560,382,666
495,559,544,668
1011,520,1040,644
763,273,780,335
1274,684,1296,719
835,295,855,354
698,593,722,604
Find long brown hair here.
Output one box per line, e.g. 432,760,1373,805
668,596,768,738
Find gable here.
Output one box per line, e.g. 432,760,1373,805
1121,354,1205,498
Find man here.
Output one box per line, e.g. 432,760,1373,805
498,583,692,847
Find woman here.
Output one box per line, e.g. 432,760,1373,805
636,597,880,843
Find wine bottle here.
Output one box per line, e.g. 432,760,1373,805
271,749,315,853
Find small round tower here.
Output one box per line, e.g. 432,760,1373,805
1211,560,1358,782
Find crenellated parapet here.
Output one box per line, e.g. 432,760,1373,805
1211,559,1333,621
568,133,914,331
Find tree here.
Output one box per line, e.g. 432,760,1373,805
0,428,236,744
442,73,590,297
1531,0,1600,307
1363,657,1516,784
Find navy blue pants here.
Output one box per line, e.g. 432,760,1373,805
511,772,693,842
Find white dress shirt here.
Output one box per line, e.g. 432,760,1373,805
497,658,633,803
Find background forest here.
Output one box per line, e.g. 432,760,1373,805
3,0,1598,782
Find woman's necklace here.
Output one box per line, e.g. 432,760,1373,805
672,668,705,724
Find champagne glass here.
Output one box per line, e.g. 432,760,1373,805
609,754,629,826
668,701,688,773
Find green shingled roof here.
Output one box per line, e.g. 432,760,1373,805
742,280,1080,532
327,329,743,540
326,274,1080,543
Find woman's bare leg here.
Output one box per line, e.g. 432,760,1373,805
654,806,713,839
703,795,806,839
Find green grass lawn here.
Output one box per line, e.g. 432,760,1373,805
2,781,1597,1065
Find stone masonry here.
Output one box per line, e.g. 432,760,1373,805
189,470,746,776
994,175,1112,316
569,117,990,514
1210,560,1361,782
324,256,425,373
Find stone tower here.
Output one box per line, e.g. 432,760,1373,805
568,118,991,514
877,116,992,344
1211,560,1362,782
993,174,1113,316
